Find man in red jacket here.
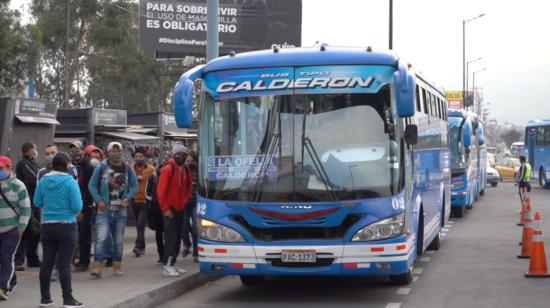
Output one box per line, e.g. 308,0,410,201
157,144,192,277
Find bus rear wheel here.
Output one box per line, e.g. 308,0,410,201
390,264,413,285
239,275,265,286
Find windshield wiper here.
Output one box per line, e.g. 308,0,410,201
299,100,337,201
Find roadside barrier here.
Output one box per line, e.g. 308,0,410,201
518,208,533,259
525,212,550,278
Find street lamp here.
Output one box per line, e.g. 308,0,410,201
462,13,486,109
472,67,487,114
389,0,393,49
466,56,482,94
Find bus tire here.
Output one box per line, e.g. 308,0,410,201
390,265,413,285
540,169,546,188
239,275,265,286
427,231,441,251
480,188,485,196
452,206,464,218
491,182,498,187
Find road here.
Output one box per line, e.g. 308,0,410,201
161,182,550,308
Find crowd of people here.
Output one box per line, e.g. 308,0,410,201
0,140,198,307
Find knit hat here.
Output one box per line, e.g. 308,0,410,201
0,156,12,168
172,144,188,156
107,142,122,152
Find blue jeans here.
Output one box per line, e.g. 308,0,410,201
94,207,127,262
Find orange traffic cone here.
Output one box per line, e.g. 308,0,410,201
518,209,533,259
525,212,550,278
518,188,530,227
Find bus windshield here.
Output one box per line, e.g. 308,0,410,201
449,116,466,169
199,86,403,202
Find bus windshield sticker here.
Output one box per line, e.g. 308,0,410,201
207,155,278,181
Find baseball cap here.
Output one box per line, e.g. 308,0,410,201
0,156,13,169
69,140,85,150
107,142,123,152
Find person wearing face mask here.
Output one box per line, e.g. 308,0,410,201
157,144,192,277
0,156,31,300
38,144,78,181
88,142,138,278
68,141,96,272
14,142,41,270
130,148,155,258
181,152,198,262
84,145,104,168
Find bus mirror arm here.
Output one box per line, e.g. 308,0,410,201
405,124,418,145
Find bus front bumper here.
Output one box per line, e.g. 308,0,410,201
198,237,415,276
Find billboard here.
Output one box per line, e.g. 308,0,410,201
139,0,302,57
446,91,473,110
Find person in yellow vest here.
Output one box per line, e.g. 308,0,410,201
130,148,156,257
518,155,532,194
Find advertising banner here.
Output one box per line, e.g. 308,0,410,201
139,0,302,56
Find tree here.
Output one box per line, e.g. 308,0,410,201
0,1,38,96
500,128,522,148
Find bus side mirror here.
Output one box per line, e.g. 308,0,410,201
463,121,472,147
477,125,485,145
173,65,204,128
394,61,416,118
405,124,418,145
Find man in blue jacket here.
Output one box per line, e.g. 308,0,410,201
88,142,138,278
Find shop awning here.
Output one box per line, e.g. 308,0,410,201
97,131,160,142
54,137,86,144
16,115,60,125
164,131,198,138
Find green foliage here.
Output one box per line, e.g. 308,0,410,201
0,3,34,96
500,128,523,147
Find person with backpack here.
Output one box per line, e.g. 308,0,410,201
157,144,192,277
34,152,84,308
145,167,164,264
88,142,138,278
0,156,31,300
130,148,156,257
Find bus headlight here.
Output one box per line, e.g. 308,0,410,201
352,213,405,242
199,219,245,243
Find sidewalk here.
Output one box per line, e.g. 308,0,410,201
6,228,217,308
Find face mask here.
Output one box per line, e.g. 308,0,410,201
135,159,145,166
0,171,9,181
174,156,186,165
46,154,55,164
71,153,83,163
110,153,122,163
90,158,100,167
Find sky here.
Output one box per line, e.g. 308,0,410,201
9,0,550,125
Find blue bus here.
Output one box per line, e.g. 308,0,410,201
448,109,487,217
173,47,450,285
525,120,550,187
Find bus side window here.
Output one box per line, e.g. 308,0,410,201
537,126,545,145
436,97,442,119
545,126,550,146
422,88,428,115
415,85,421,112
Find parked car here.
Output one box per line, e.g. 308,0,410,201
495,158,520,181
486,163,500,187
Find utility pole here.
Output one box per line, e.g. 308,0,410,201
389,0,393,50
64,0,71,107
206,0,219,62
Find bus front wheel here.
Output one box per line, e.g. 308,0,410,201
390,264,413,285
452,206,464,218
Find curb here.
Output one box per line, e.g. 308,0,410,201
110,272,220,308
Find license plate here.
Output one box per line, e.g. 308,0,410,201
281,250,316,263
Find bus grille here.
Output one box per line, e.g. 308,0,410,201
233,214,362,241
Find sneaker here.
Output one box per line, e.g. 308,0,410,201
15,265,25,271
63,297,84,308
0,288,8,300
6,284,16,295
163,265,180,277
133,248,141,258
175,267,186,274
73,265,88,273
182,246,191,258
193,256,199,263
40,298,53,307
